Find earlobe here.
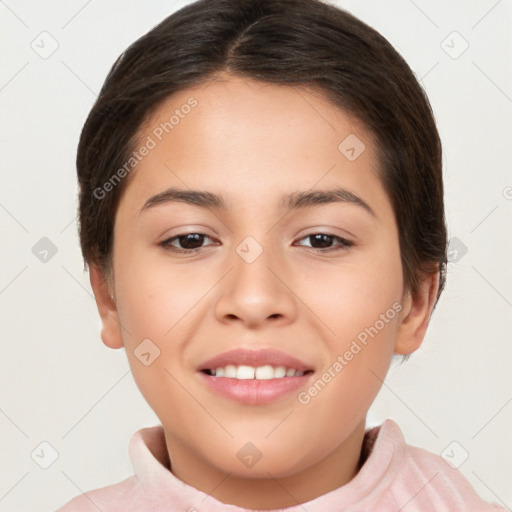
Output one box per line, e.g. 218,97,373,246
394,270,440,355
89,263,125,349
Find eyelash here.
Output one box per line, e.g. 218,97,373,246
158,232,354,254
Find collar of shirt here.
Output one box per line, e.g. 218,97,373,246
128,419,406,512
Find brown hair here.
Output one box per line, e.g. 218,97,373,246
77,0,447,307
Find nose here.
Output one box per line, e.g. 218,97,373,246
214,241,298,329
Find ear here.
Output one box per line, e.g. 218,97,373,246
89,263,124,349
394,270,440,355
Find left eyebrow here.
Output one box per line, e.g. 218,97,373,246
139,186,377,218
281,188,377,218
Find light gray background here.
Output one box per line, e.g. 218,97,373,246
1,0,511,510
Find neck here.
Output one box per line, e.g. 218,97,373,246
164,420,366,509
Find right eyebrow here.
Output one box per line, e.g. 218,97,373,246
140,188,225,213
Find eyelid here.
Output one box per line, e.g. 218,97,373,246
156,223,218,245
296,225,358,243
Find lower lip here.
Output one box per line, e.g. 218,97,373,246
198,372,312,405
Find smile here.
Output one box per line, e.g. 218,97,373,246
202,365,310,379
197,348,315,404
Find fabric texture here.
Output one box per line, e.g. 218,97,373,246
56,419,506,512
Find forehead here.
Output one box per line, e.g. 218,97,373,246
120,75,391,219
138,74,376,161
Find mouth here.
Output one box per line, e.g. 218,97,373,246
201,365,312,379
197,348,315,405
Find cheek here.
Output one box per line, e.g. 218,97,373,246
112,248,216,407
294,240,402,406
112,260,199,431
113,246,211,345
299,245,403,343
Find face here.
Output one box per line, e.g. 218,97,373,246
95,73,430,498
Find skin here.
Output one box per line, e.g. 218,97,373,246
89,73,439,509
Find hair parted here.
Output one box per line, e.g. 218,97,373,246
77,0,447,307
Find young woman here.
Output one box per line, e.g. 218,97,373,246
57,0,504,510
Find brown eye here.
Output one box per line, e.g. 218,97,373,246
159,233,216,253
296,233,353,251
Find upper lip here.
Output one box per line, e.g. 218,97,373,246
198,348,314,372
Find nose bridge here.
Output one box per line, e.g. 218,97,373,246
231,233,280,293
214,232,297,326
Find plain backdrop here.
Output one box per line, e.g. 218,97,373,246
0,0,511,510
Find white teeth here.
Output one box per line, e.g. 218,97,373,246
224,364,237,378
274,366,286,378
255,365,274,380
237,365,255,379
206,365,307,379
